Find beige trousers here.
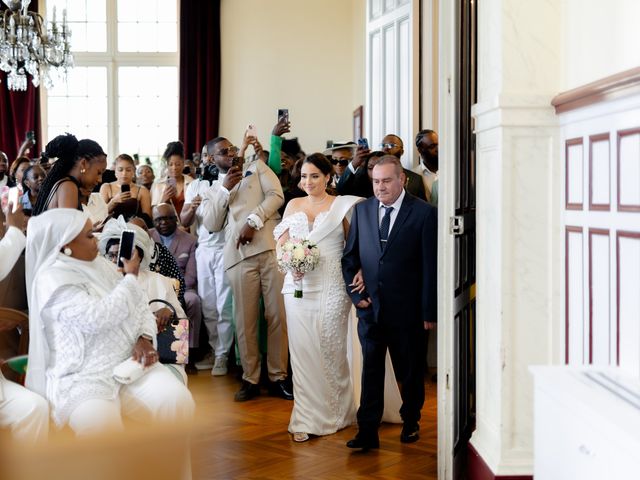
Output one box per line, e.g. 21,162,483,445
227,250,287,384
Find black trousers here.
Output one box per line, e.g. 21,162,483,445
356,314,426,434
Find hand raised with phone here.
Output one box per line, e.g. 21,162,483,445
222,165,243,191
272,112,291,137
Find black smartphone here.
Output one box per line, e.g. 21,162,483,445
357,138,369,149
277,108,289,123
121,183,130,193
26,131,35,141
195,167,202,177
117,230,135,269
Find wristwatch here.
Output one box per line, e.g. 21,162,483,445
247,216,260,230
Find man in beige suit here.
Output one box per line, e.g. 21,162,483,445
201,136,291,402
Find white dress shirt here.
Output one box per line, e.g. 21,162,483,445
378,189,406,235
413,163,438,203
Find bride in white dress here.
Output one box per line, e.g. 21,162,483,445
275,154,401,443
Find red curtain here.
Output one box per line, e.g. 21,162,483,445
179,1,221,158
0,0,41,164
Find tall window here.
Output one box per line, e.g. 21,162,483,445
42,0,179,169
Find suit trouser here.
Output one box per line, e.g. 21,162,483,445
0,376,49,443
226,250,287,384
195,245,234,358
184,288,202,348
356,315,425,433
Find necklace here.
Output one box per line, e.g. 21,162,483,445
307,194,329,205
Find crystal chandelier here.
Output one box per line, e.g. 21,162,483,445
0,0,73,91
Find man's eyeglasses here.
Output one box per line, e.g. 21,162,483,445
154,215,177,223
380,143,400,149
105,252,118,262
214,146,239,156
331,159,349,167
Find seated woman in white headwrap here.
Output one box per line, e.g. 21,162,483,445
25,208,194,435
97,216,189,382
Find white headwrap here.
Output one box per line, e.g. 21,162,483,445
25,209,122,395
96,216,154,271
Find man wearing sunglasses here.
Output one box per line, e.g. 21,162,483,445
380,134,427,201
200,137,290,403
323,141,357,187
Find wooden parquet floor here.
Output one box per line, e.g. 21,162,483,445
189,370,437,480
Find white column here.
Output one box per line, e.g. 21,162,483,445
470,0,563,475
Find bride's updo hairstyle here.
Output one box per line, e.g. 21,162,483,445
303,153,334,177
33,133,106,216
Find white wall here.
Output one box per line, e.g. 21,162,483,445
219,0,365,154
562,0,640,90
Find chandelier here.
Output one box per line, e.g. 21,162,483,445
0,0,73,91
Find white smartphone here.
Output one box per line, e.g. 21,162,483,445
7,187,19,213
246,124,257,138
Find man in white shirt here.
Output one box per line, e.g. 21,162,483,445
180,144,234,377
413,130,439,205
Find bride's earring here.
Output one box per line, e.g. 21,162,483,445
63,247,73,256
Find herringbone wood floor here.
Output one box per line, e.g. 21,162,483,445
189,370,437,480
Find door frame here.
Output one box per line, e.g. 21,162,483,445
437,0,462,478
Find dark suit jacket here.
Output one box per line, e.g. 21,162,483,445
149,228,198,290
337,166,374,198
337,166,426,201
404,169,427,200
342,193,437,326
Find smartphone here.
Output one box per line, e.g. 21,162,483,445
231,157,241,168
277,108,289,123
26,131,35,142
195,167,202,177
357,138,369,149
117,230,136,269
168,177,177,188
120,183,130,193
7,187,19,213
246,124,257,138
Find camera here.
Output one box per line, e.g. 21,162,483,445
200,164,219,183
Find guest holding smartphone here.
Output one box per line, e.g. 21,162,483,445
151,141,193,216
100,153,152,223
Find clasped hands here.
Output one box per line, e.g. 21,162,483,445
349,269,371,309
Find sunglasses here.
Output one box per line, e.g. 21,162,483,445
154,215,177,223
214,146,239,156
331,159,349,167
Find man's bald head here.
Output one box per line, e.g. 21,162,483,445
152,203,178,236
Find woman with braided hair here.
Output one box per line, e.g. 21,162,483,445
32,133,107,216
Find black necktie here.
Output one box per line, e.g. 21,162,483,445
379,206,394,249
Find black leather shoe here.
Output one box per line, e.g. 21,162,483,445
234,380,260,402
346,434,379,450
268,380,294,400
400,423,420,443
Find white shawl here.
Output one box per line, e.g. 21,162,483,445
25,209,120,395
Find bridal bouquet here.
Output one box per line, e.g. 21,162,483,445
277,238,320,298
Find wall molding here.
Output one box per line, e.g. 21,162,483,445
552,66,640,114
468,444,533,480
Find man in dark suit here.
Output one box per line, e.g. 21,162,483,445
149,203,202,350
381,134,427,200
342,155,437,450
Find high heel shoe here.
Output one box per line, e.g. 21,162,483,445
292,432,310,443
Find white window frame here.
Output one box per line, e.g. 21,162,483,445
39,0,180,161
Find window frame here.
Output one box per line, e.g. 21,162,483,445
39,0,180,163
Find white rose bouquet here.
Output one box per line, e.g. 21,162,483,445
276,238,320,298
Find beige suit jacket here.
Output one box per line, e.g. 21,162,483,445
201,160,284,271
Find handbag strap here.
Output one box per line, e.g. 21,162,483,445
148,298,177,320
